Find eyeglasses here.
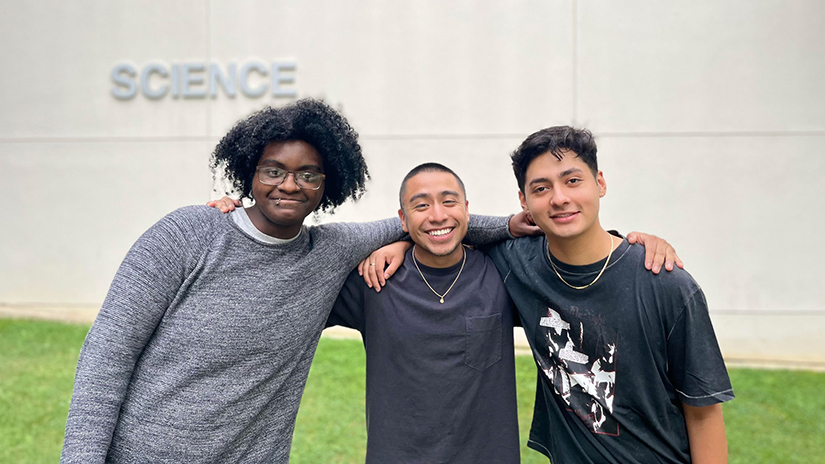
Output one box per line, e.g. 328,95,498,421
256,166,326,190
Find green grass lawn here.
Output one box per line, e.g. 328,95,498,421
1,318,823,463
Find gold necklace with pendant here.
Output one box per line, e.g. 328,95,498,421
411,244,467,304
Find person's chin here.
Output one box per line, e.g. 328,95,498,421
431,242,463,258
266,208,309,225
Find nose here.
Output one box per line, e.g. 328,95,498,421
429,203,449,223
277,172,302,193
550,188,570,208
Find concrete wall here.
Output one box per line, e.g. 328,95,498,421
1,0,823,365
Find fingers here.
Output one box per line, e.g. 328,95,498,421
664,248,684,271
219,196,236,212
383,256,402,281
207,197,240,213
359,241,411,292
366,258,382,292
650,238,669,274
628,232,655,271
627,231,683,273
362,260,375,288
374,254,389,288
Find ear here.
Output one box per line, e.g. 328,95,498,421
518,190,528,211
464,200,470,222
398,208,408,233
597,171,607,198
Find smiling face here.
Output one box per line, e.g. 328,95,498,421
399,171,469,268
246,140,325,239
519,149,606,243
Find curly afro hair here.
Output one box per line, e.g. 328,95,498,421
211,98,369,213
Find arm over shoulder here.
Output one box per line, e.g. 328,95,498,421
465,215,513,246
315,218,406,268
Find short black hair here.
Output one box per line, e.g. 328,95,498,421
211,98,369,213
511,126,598,192
398,162,467,209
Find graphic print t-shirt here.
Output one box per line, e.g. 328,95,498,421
487,236,734,464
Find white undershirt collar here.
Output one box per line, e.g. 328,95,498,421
231,207,301,244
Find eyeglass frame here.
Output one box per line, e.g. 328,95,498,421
255,166,326,191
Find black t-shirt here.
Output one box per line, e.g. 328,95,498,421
487,236,734,464
328,247,520,464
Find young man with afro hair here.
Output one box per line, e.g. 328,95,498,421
60,99,524,463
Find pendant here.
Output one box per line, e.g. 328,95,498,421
440,298,444,304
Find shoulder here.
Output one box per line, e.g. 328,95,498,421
486,235,545,267
500,235,545,254
621,242,703,306
163,204,225,226
144,205,226,246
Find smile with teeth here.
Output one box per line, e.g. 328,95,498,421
427,228,453,237
551,212,578,218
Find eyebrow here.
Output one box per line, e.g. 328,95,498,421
258,159,323,171
558,167,584,178
407,190,461,205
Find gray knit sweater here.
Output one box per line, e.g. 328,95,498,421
61,205,510,463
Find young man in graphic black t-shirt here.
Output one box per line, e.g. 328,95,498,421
486,126,733,463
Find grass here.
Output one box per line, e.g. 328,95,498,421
1,319,823,463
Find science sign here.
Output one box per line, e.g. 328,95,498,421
111,59,297,100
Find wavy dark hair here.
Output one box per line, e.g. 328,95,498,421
211,98,369,213
511,126,598,192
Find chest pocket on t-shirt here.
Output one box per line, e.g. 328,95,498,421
464,313,503,371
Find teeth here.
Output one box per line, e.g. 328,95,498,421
428,228,452,236
554,213,574,218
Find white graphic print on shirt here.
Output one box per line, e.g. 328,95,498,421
538,305,619,436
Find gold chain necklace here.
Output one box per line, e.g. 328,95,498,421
547,234,615,290
411,244,467,304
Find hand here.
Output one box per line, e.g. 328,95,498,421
357,241,413,292
508,211,543,238
206,196,242,213
626,232,684,274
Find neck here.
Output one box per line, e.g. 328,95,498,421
546,225,617,266
245,205,302,239
413,245,464,268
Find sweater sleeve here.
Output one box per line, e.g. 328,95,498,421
318,218,407,269
319,214,511,270
60,209,206,463
465,214,513,245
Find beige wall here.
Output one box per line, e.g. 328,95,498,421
1,0,823,364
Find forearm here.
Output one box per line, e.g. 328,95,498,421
62,286,171,462
465,214,513,245
61,333,135,462
684,403,728,464
327,218,407,266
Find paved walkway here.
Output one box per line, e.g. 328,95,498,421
3,304,823,371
